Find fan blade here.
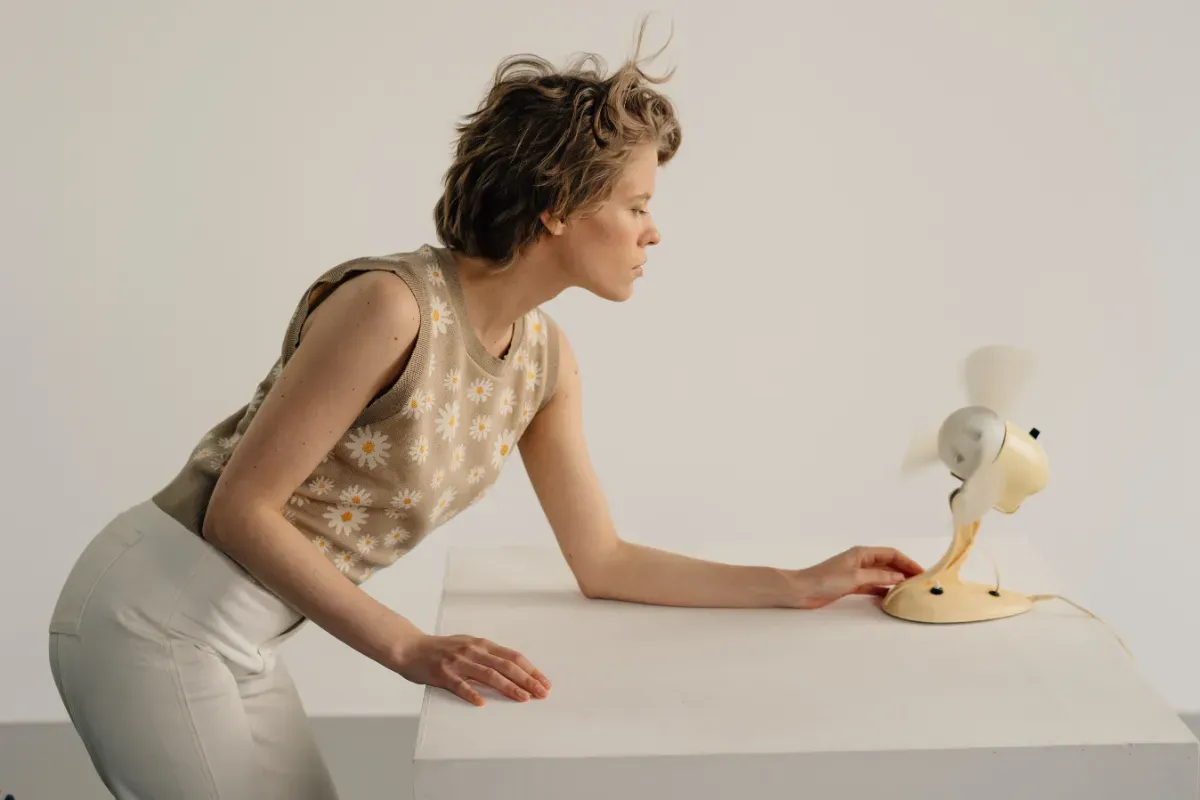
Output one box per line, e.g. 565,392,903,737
900,426,942,474
962,345,1036,420
951,458,1006,528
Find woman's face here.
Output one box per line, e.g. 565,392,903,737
544,144,662,302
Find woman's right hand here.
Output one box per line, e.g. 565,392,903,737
393,633,552,706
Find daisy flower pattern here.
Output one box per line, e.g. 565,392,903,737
526,310,547,346
402,391,427,419
324,505,369,538
340,485,372,507
468,377,493,404
331,550,359,574
344,426,390,470
469,414,493,442
524,361,542,392
308,476,335,496
511,348,528,373
429,297,453,337
499,388,515,416
492,430,517,470
430,488,457,522
435,401,460,441
164,247,561,587
390,488,422,513
426,263,446,288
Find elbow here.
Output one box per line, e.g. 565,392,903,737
571,545,626,601
576,577,609,601
200,493,256,550
201,506,230,549
201,480,236,546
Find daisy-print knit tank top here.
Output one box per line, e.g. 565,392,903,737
152,244,560,584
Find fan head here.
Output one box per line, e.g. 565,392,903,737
987,423,1048,514
900,345,1048,527
941,409,1049,527
938,406,1006,481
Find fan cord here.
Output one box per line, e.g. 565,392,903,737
1026,594,1134,660
982,548,1134,660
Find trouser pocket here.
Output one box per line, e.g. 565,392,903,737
48,514,145,635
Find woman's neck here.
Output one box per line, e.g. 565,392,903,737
449,247,569,354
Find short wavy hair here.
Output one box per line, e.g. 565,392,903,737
434,18,682,266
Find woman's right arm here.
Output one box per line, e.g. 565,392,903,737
202,271,550,706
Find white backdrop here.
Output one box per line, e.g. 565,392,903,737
4,0,1197,723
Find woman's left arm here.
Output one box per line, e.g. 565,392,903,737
518,328,924,609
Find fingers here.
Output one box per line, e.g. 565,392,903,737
484,641,552,691
449,678,486,707
431,637,551,707
457,659,533,703
892,551,925,576
856,567,907,588
855,547,924,577
476,651,549,699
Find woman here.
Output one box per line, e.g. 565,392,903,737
47,21,923,800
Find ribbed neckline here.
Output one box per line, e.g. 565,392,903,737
431,245,526,377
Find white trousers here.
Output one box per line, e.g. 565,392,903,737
48,500,340,799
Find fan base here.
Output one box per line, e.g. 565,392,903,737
882,575,1034,624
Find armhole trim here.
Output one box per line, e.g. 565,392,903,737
538,313,562,413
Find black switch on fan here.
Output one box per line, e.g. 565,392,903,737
1029,428,1040,439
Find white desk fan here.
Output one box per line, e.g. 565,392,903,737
882,345,1049,624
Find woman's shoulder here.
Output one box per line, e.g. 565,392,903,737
293,265,421,350
285,245,448,346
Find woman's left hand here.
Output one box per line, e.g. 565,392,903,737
790,546,925,609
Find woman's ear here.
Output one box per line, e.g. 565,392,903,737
539,211,566,236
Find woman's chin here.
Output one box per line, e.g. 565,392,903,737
584,276,637,303
602,283,636,303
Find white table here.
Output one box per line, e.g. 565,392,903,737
412,537,1199,799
